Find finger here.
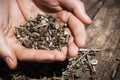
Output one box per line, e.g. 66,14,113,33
68,35,79,57
9,0,25,27
58,11,87,48
0,0,17,69
10,42,67,62
64,28,79,57
0,30,17,69
0,0,9,32
59,0,92,24
61,45,67,54
68,14,87,48
17,48,67,62
17,0,45,20
68,42,79,57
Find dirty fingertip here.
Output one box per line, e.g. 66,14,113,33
5,57,17,69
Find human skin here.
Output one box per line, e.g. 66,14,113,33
0,0,92,69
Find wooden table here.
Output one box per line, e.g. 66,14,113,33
82,0,120,80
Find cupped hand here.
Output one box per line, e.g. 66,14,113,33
0,0,66,69
17,0,92,56
0,0,91,69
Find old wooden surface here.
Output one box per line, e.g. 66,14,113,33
84,0,120,80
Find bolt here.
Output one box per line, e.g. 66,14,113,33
90,59,98,66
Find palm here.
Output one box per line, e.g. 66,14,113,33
8,0,90,60
6,0,69,62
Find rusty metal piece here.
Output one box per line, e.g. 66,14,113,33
90,59,98,66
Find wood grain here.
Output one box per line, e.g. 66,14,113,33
85,0,120,80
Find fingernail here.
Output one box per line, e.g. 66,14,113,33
80,9,92,24
5,57,13,68
83,10,92,23
86,14,92,23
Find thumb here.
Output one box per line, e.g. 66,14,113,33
0,30,17,69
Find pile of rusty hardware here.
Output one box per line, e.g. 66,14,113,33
15,14,69,50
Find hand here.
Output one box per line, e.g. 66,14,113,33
0,0,91,69
17,0,92,56
0,0,67,69
0,0,17,69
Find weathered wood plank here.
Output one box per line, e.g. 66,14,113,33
85,0,120,80
113,41,120,80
